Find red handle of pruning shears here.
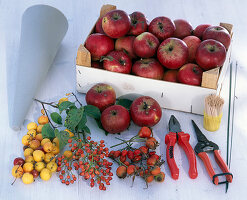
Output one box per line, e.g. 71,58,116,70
198,152,219,185
214,150,233,183
165,132,179,180
177,132,198,179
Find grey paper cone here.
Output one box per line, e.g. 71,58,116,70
8,5,68,129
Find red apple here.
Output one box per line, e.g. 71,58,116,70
133,32,159,58
101,105,130,133
86,83,116,112
102,10,131,38
157,37,189,69
85,33,114,61
177,63,203,86
115,36,136,59
183,36,201,63
132,58,164,80
173,19,193,39
129,11,148,36
36,146,45,152
193,24,211,39
91,61,103,69
148,16,175,40
196,39,226,70
202,26,231,49
130,96,162,127
95,17,105,34
31,169,39,178
13,157,25,166
103,50,132,74
163,70,178,82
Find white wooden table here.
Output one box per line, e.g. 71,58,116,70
1,0,247,200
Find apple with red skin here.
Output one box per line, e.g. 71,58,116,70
157,37,189,69
103,50,132,74
86,83,116,112
183,36,201,63
102,10,131,38
129,11,148,36
132,58,164,80
95,17,105,34
173,19,193,39
101,105,130,133
115,36,136,59
177,63,203,86
13,157,25,166
130,96,162,127
85,33,114,61
196,39,226,70
148,16,175,40
163,70,178,82
36,146,45,152
91,61,103,69
202,26,231,49
193,24,211,39
31,169,39,178
133,32,159,58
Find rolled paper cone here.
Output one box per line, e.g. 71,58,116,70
8,5,68,130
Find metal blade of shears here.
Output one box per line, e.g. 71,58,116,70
191,120,209,143
169,115,182,133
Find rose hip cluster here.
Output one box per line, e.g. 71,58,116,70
109,127,165,186
56,136,113,190
85,9,231,87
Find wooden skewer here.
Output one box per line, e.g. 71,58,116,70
205,94,224,117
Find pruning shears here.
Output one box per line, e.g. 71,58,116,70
165,115,198,180
192,120,233,185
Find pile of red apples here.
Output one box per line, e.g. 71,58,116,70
85,9,231,86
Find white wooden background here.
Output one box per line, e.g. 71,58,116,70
1,0,247,200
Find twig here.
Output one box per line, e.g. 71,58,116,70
35,100,57,129
34,98,58,108
72,92,82,106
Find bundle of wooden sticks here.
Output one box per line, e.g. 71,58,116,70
205,94,224,117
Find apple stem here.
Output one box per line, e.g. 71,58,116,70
192,67,199,74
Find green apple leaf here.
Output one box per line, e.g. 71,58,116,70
64,107,83,132
55,129,70,151
58,101,75,113
84,105,101,119
50,112,62,124
41,124,55,139
116,99,133,110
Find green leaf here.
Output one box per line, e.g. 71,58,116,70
82,125,91,134
95,118,108,136
116,99,133,110
77,113,87,132
41,124,55,139
50,112,62,124
84,105,101,119
64,108,83,132
58,101,75,113
55,129,70,151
